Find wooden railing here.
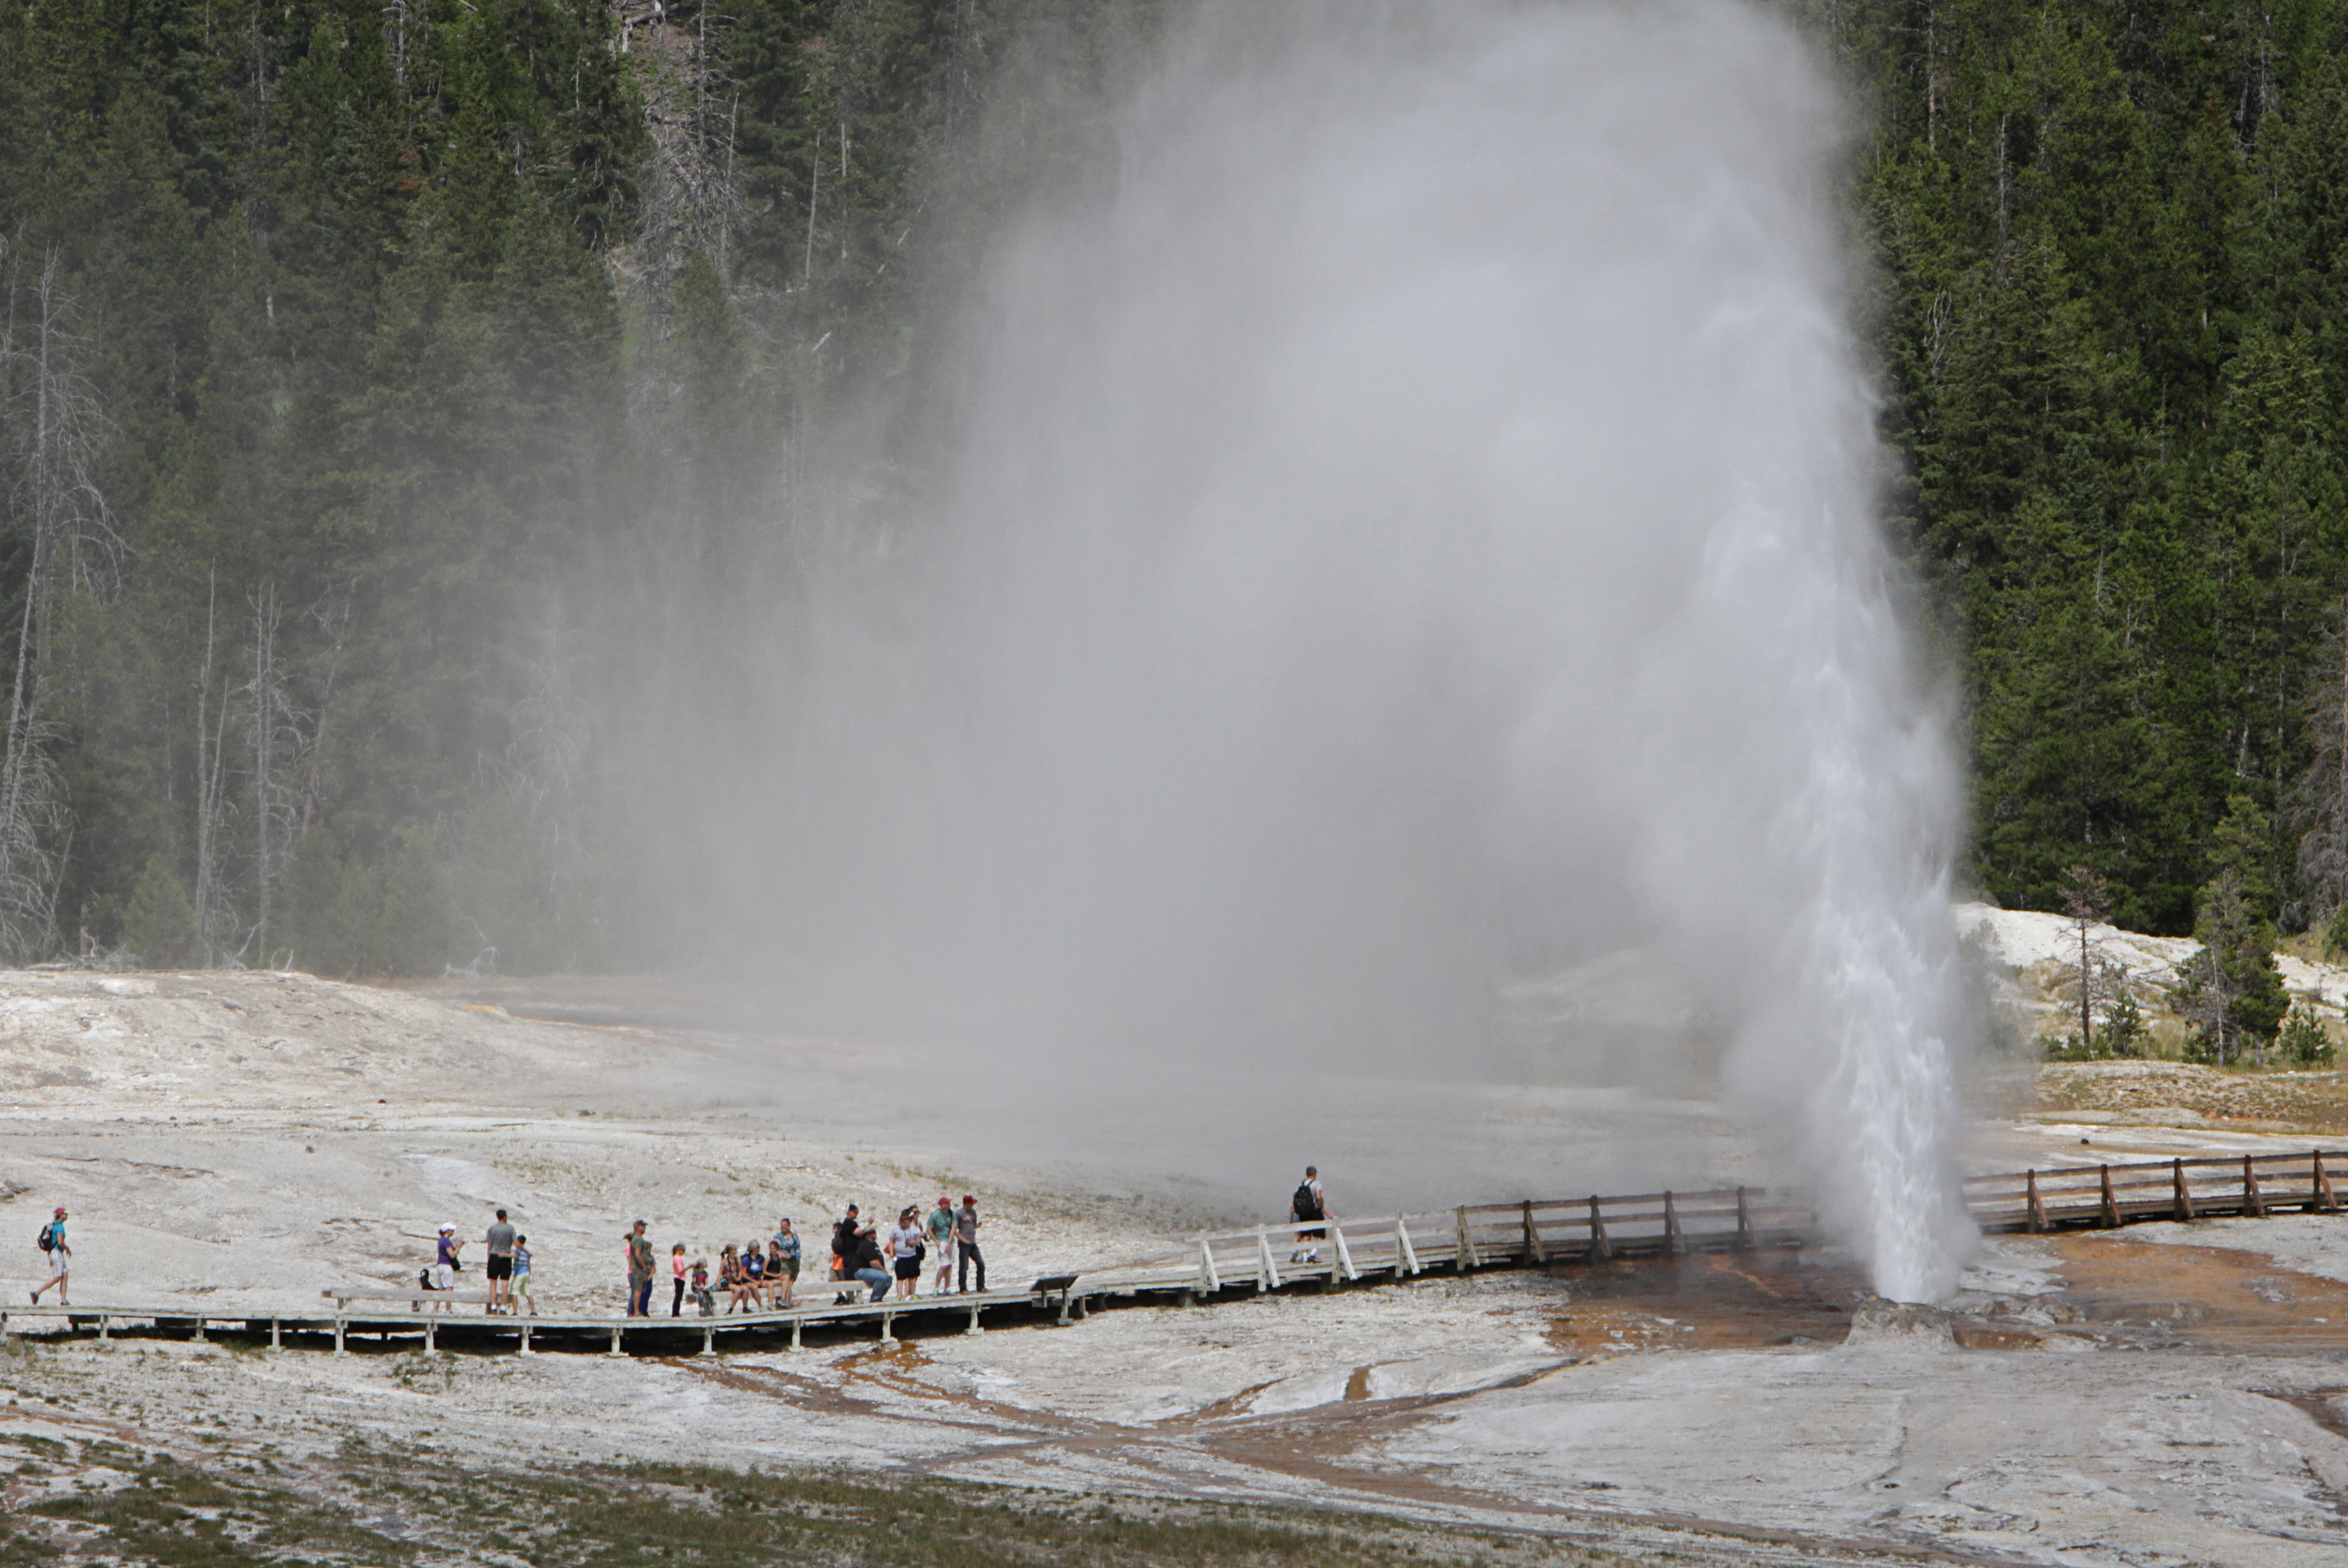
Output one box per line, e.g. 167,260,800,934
1964,1150,2343,1233
1175,1150,2348,1293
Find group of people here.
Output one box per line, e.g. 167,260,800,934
618,1194,986,1317
424,1208,531,1313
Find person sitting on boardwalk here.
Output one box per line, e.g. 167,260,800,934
849,1224,892,1303
690,1255,714,1316
30,1207,69,1306
769,1220,801,1308
740,1238,770,1310
511,1237,535,1315
431,1223,463,1311
717,1244,746,1312
889,1207,924,1299
926,1196,957,1295
1289,1166,1330,1265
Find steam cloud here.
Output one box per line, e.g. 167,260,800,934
696,0,1975,1300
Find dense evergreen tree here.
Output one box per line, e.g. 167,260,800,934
1,0,2343,976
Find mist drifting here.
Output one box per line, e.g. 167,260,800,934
705,0,1974,1300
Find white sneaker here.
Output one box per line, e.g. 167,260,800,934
1306,1250,1320,1263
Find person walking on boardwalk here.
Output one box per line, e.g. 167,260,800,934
955,1194,985,1293
432,1223,462,1311
30,1207,69,1306
484,1208,518,1314
1290,1166,1330,1264
625,1220,656,1317
925,1196,956,1295
511,1236,535,1314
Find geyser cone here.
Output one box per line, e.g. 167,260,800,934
726,0,1976,1299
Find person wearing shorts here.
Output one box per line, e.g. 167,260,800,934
511,1237,534,1313
432,1223,461,1311
889,1207,924,1298
30,1207,69,1306
925,1197,956,1294
484,1208,517,1313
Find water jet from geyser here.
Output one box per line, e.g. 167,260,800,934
693,0,1977,1302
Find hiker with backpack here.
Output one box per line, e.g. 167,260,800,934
30,1207,69,1305
1290,1166,1331,1265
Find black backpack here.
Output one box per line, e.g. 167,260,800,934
1292,1182,1321,1222
36,1223,54,1252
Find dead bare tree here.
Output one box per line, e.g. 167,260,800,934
191,572,238,965
2056,864,2111,1052
242,583,306,962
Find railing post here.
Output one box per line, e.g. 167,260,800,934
2314,1150,2339,1214
1199,1237,1221,1294
1521,1200,1545,1264
1587,1196,1611,1262
2173,1158,2196,1222
2243,1155,2265,1217
2098,1165,2120,1227
1454,1208,1478,1271
1257,1229,1282,1291
2026,1170,2048,1233
1663,1191,1683,1257
1332,1222,1358,1281
1735,1186,1753,1250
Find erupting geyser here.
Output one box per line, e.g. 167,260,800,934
723,0,1976,1300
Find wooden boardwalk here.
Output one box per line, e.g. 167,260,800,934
5,1150,2339,1356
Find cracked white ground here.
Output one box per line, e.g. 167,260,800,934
4,967,2347,1566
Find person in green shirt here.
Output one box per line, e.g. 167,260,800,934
925,1197,957,1295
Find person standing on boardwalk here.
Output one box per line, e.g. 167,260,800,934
829,1204,862,1302
925,1196,957,1295
30,1207,69,1306
511,1236,535,1314
484,1208,517,1314
770,1219,801,1307
889,1206,924,1299
670,1242,690,1317
432,1223,462,1311
955,1195,985,1293
1289,1166,1330,1264
625,1221,655,1317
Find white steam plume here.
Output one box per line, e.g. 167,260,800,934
708,0,1976,1300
